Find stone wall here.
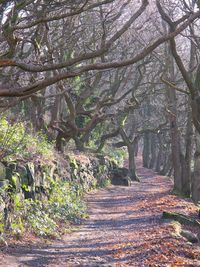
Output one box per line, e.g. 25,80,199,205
0,153,117,202
0,153,119,230
0,152,132,231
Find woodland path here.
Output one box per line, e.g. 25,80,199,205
1,156,200,267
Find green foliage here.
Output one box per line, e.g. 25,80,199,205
89,123,107,148
100,178,111,188
0,117,25,159
0,181,87,237
48,182,86,223
0,117,53,161
23,131,53,160
75,115,85,129
24,200,57,237
70,158,79,169
170,188,190,198
0,183,9,207
105,147,127,167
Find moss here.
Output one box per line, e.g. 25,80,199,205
18,166,28,186
170,189,191,199
11,174,21,191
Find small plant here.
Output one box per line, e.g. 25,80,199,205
48,182,86,223
25,200,57,237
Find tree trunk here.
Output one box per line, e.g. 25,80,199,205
149,133,157,169
56,132,64,152
167,166,173,177
143,132,150,168
165,39,182,193
155,135,163,173
74,137,86,152
119,128,139,181
181,35,195,197
134,139,139,157
181,109,193,197
160,152,171,176
128,144,140,181
170,119,182,192
49,95,62,127
192,132,200,203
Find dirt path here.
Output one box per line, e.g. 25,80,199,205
1,157,200,267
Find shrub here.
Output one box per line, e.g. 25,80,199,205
0,117,53,161
105,146,127,166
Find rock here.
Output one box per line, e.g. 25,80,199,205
0,180,9,188
111,168,131,186
180,230,199,243
96,154,106,165
0,162,6,181
0,203,4,213
17,165,28,186
11,174,21,191
162,211,200,227
6,163,16,181
57,158,71,181
26,163,34,186
0,235,8,247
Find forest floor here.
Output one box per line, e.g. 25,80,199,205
0,156,200,267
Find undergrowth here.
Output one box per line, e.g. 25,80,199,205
0,118,109,239
0,117,54,162
0,181,87,238
105,146,127,166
